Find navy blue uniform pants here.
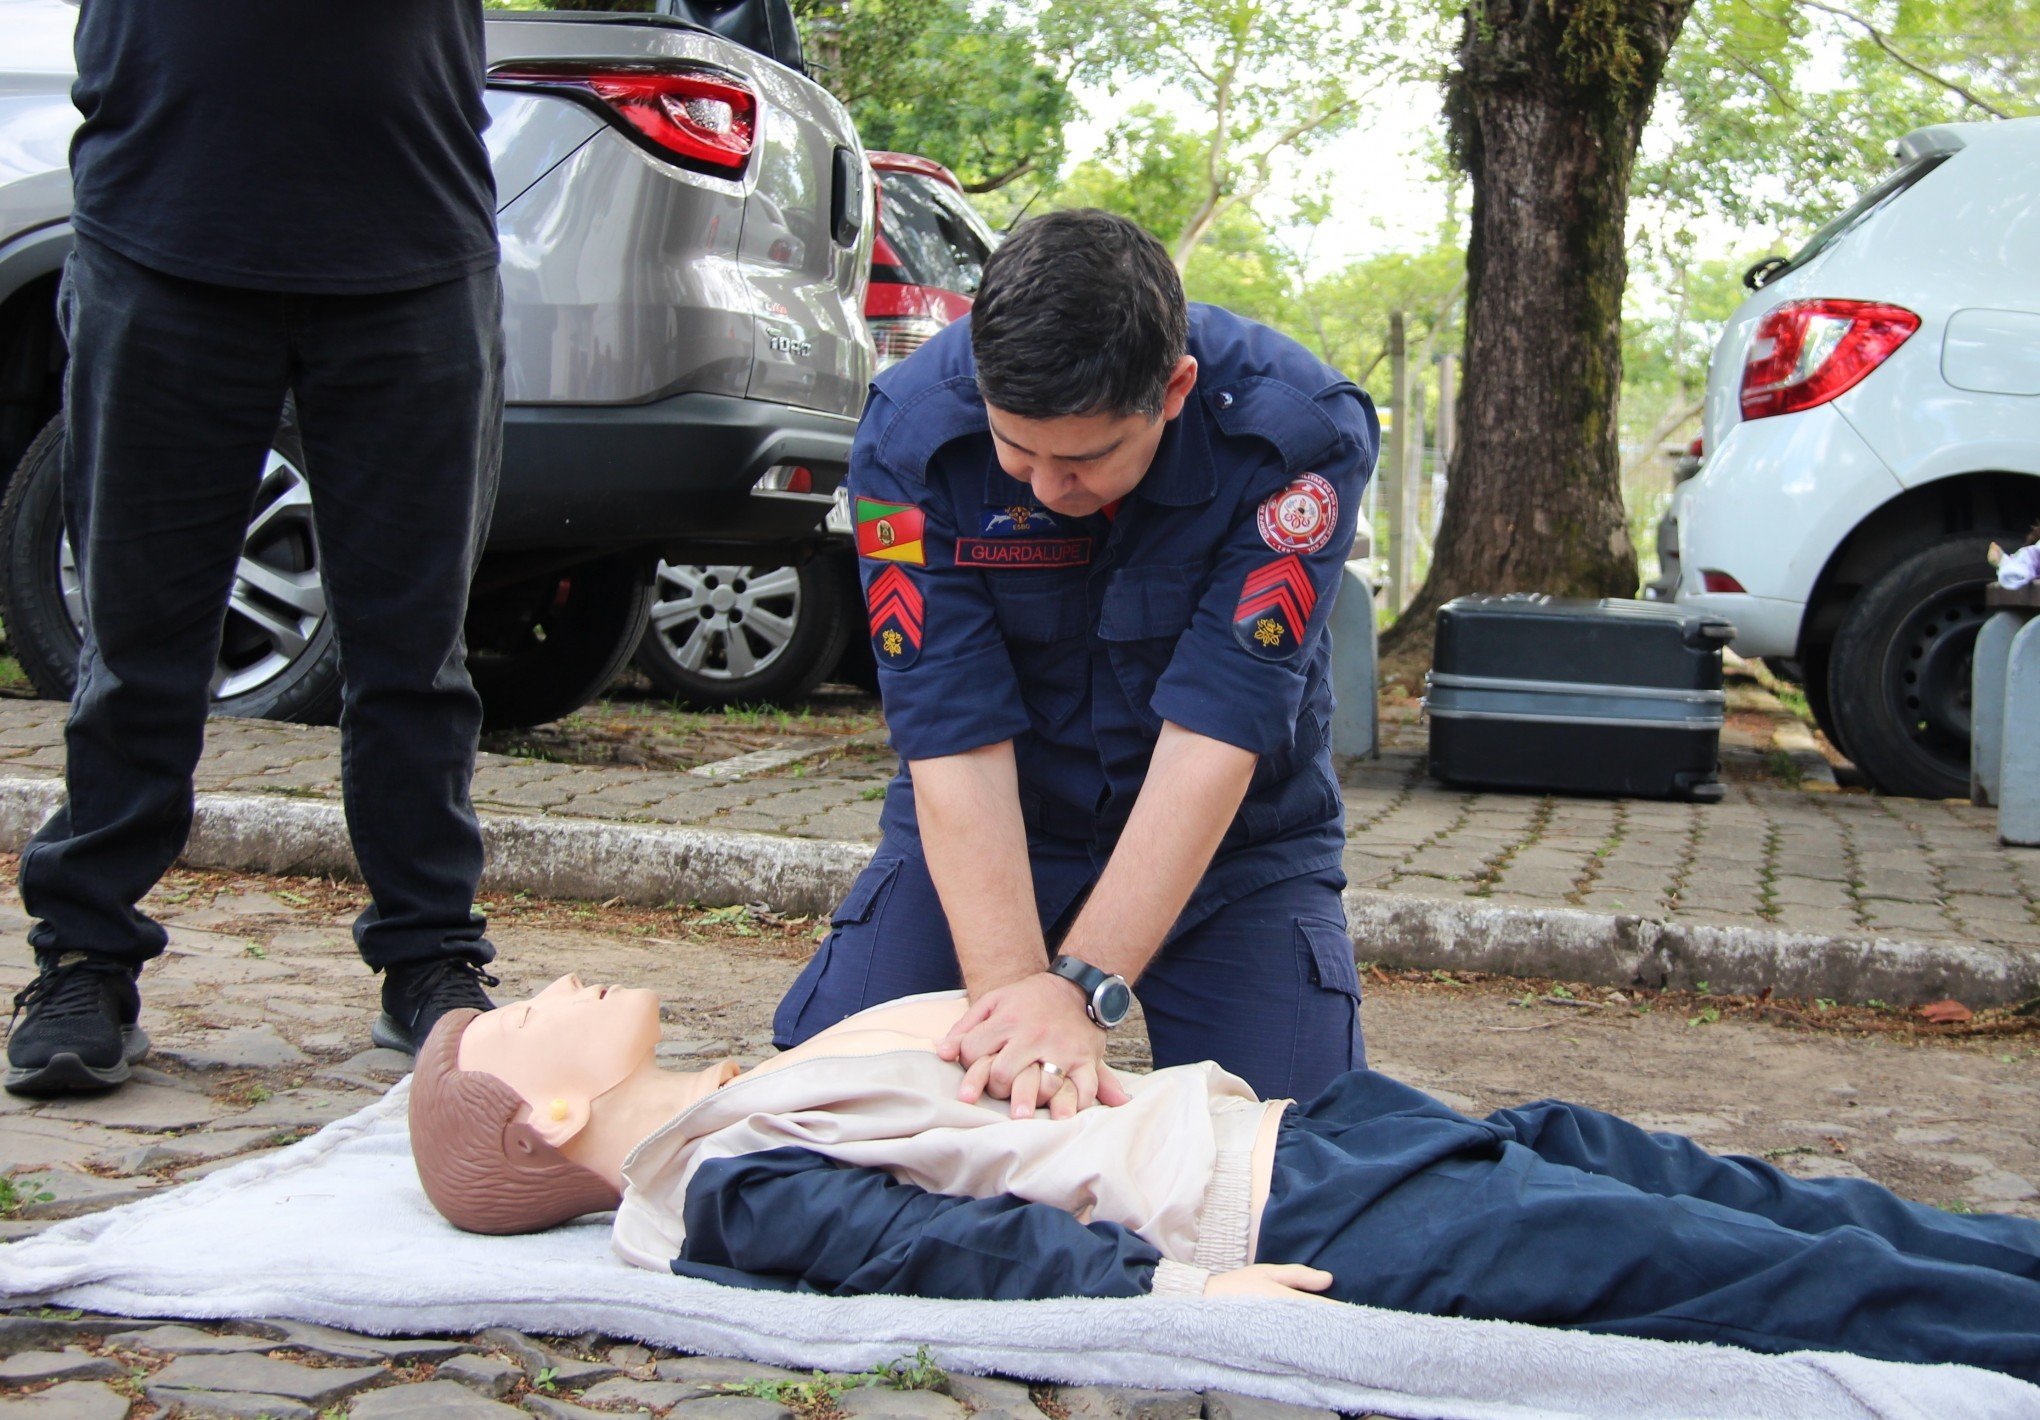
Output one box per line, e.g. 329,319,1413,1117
773,839,1364,1101
1259,1071,2040,1380
20,236,501,972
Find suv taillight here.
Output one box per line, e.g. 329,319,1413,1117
870,316,945,371
1739,299,1919,422
491,63,755,174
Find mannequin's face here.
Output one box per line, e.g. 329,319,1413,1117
458,975,662,1138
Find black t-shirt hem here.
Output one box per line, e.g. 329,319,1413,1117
74,214,501,296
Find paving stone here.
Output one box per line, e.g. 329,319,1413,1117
1769,876,1853,909
350,1381,527,1419
605,1345,655,1373
940,1376,1042,1417
524,1397,650,1420
0,1350,122,1384
586,1379,725,1409
151,1024,312,1072
30,1081,220,1131
146,1386,316,1419
109,1324,284,1355
10,1166,159,1215
227,1087,376,1130
1056,1387,1204,1420
146,1352,386,1407
0,1316,137,1355
0,1380,131,1420
266,1321,469,1364
1202,1394,1337,1420
440,1353,525,1398
1965,1171,2038,1203
668,1399,798,1420
1861,901,1955,935
654,1358,803,1385
474,1328,616,1388
319,1048,414,1087
837,1391,967,1420
98,1126,281,1175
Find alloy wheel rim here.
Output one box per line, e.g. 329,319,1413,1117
647,562,801,681
60,449,326,701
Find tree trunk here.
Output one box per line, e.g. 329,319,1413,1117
1380,0,1693,675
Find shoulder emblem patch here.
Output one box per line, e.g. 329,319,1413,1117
1255,472,1338,555
867,565,924,669
1233,554,1317,661
856,497,927,565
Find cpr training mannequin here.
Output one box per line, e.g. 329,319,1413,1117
411,976,2040,1383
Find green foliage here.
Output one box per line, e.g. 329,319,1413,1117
0,1175,54,1216
798,0,1071,193
719,1349,947,1408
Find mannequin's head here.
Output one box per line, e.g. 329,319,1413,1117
409,975,737,1234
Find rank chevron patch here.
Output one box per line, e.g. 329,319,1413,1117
866,565,925,669
1232,554,1317,660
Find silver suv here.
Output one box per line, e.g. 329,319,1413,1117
0,0,874,729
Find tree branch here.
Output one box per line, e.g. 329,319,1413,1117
1792,0,2009,117
962,157,1037,194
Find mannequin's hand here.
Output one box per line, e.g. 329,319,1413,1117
938,972,1131,1119
1204,1264,1337,1302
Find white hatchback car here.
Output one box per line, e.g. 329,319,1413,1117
1672,117,2040,799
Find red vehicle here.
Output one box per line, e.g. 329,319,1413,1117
634,151,998,705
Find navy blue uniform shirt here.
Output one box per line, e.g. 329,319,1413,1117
70,0,499,294
853,305,1378,908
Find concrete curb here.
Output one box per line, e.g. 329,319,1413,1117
0,776,2031,1008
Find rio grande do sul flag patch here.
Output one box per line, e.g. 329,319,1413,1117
856,498,926,565
1232,554,1317,660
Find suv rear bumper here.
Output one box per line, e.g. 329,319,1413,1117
494,393,856,559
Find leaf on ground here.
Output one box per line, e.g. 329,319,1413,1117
1918,999,1974,1025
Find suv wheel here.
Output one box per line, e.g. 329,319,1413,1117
466,555,654,732
633,549,851,707
0,411,343,724
1826,534,2007,799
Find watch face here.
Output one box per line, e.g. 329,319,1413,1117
1097,980,1133,1026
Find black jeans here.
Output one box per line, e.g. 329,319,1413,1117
19,235,503,974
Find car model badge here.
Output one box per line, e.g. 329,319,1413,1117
1255,472,1338,555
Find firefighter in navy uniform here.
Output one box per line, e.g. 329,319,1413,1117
774,210,1380,1114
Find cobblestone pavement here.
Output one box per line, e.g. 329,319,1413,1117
0,692,2033,957
3,876,2037,1417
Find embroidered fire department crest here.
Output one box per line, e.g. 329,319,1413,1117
1255,472,1338,555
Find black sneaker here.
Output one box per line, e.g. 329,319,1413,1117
371,959,499,1055
5,952,150,1096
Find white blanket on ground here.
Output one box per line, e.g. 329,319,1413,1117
2,1083,2033,1420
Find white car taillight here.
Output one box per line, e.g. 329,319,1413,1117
1739,299,1919,421
870,316,946,371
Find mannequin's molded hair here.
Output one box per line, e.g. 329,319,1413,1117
409,1007,622,1235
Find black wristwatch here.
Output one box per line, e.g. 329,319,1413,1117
1048,954,1133,1029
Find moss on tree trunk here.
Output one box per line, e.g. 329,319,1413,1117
1380,0,1694,680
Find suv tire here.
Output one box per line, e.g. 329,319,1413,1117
0,411,344,725
1826,533,2007,799
633,548,851,707
466,554,654,731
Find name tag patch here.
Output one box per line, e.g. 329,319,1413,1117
955,537,1093,569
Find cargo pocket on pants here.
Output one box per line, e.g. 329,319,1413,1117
1297,915,1365,1075
772,855,904,1046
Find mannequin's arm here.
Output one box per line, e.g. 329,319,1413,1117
674,1147,1209,1300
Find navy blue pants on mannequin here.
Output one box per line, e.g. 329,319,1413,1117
20,236,501,973
1258,1071,2040,1381
773,838,1363,1102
